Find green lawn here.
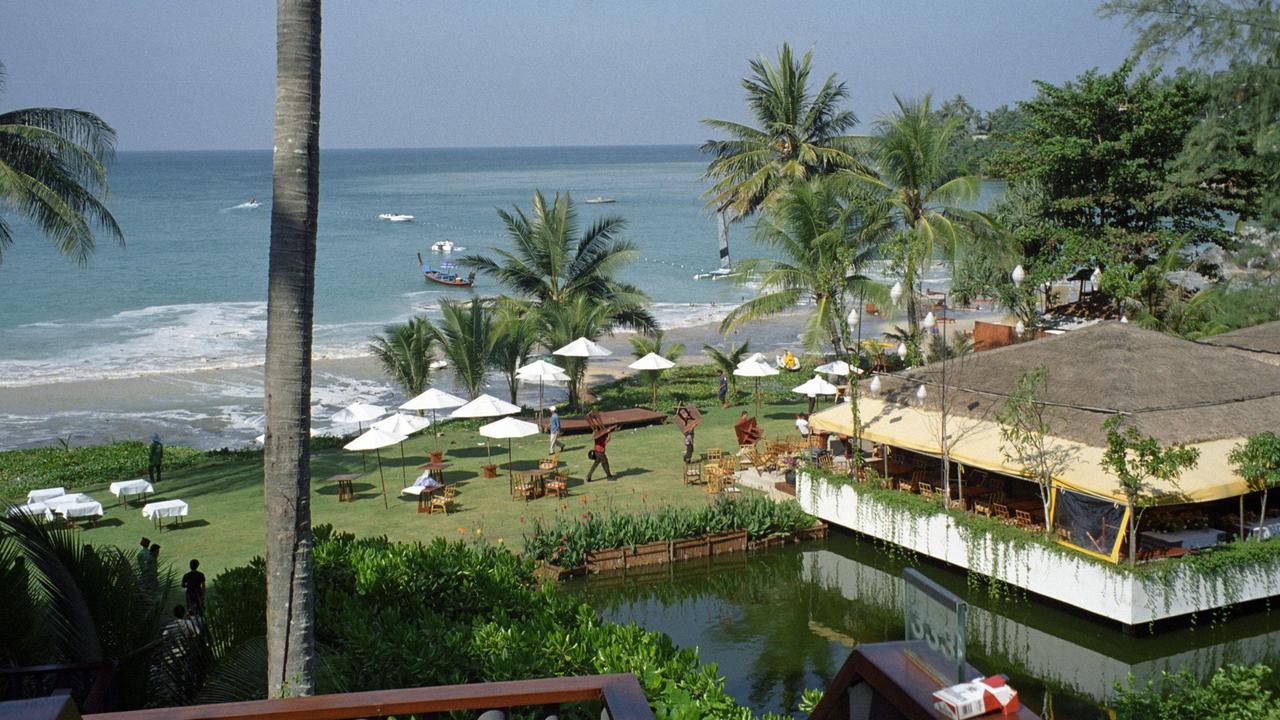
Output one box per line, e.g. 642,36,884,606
44,394,811,575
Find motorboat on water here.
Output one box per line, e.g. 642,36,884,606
585,196,616,204
417,253,475,288
379,213,415,222
431,240,454,253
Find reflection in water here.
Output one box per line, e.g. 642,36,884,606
561,532,1280,718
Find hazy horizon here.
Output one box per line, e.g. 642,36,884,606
2,2,1139,152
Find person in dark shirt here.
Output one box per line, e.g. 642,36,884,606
182,559,206,615
148,434,164,483
717,370,729,408
586,430,614,482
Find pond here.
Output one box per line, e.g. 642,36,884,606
561,530,1280,717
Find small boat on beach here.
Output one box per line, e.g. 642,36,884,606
418,253,475,288
585,196,616,204
379,213,414,222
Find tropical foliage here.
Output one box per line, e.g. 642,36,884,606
996,367,1075,533
368,317,436,397
721,178,886,354
524,494,815,569
0,441,205,497
0,61,123,265
843,95,1002,332
1113,662,1280,720
700,43,863,217
1101,416,1201,566
489,301,541,403
1228,431,1280,537
427,298,496,400
539,294,615,407
702,341,753,399
628,329,685,393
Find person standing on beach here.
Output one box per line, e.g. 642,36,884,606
147,434,164,483
717,370,729,408
182,559,206,615
585,429,614,482
547,406,564,454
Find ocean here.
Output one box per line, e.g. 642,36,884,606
0,146,1004,449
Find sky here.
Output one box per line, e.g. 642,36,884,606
2,1,1139,151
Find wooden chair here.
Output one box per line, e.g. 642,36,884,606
993,503,1012,522
973,502,991,517
683,461,703,485
704,464,723,494
539,451,560,471
1055,527,1072,543
817,454,833,470
511,473,535,502
429,487,455,515
897,480,915,494
910,469,926,488
918,484,934,499
1014,509,1034,529
545,472,569,499
706,448,724,463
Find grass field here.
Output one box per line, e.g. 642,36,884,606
20,387,813,576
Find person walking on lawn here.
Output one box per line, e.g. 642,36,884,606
586,428,614,482
147,433,164,483
547,406,564,454
717,370,729,408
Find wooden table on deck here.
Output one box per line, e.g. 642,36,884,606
330,473,359,503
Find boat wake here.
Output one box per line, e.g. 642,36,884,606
224,200,261,211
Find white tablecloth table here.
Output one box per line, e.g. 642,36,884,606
1141,528,1227,549
44,493,95,512
142,499,189,528
6,502,54,523
27,487,66,504
59,500,105,526
110,479,154,504
1248,518,1280,541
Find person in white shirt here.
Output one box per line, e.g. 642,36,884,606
795,415,810,438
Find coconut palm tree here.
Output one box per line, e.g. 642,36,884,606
490,301,541,404
0,61,123,265
720,178,888,355
429,298,496,400
702,340,752,400
540,294,617,407
459,190,656,332
262,0,321,697
700,43,864,218
368,317,436,398
841,95,1002,333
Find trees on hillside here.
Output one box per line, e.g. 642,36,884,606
700,43,864,217
0,61,123,265
262,0,321,696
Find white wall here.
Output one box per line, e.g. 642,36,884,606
797,472,1280,626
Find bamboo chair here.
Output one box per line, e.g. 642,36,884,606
896,480,915,494
539,451,560,471
993,503,1012,522
918,484,934,499
429,486,456,515
1055,527,1072,543
511,472,535,502
545,472,569,498
704,464,723,494
706,448,724,463
1015,509,1038,531
973,502,991,517
683,460,703,485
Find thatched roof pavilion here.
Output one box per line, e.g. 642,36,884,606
1200,320,1280,366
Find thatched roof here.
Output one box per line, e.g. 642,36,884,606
868,322,1280,447
1199,321,1280,364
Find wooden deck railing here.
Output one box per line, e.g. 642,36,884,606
77,674,653,720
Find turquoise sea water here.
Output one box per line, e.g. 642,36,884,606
0,146,1003,448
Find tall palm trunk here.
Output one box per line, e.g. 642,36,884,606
263,0,321,697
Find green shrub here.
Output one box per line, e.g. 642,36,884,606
523,494,816,568
216,526,784,718
1113,664,1280,719
0,441,207,498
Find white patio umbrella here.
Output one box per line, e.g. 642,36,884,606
344,427,406,508
399,387,466,452
733,360,779,418
628,352,676,408
333,402,387,472
553,337,613,358
373,413,431,486
515,359,569,421
451,394,522,467
737,352,769,368
478,416,541,489
792,373,839,397
814,360,851,377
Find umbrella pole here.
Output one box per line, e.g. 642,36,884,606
399,442,407,487
358,422,367,472
652,377,658,410
538,381,544,424
375,446,388,509
755,378,761,418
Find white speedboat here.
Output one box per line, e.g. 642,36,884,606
379,213,415,222
585,196,616,204
431,240,457,253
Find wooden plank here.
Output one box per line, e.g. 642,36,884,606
85,674,654,720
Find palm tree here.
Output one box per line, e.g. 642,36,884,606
702,340,752,400
459,190,656,332
629,329,685,407
262,0,320,697
490,301,540,404
540,294,616,407
700,43,864,218
720,178,887,355
842,95,1001,333
368,317,436,398
0,61,123,265
429,298,496,400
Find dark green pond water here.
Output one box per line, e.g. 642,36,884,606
561,531,1280,718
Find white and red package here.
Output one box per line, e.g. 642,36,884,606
931,674,1020,719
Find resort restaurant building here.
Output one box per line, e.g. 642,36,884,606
808,322,1278,563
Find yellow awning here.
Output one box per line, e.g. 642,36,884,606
809,397,1250,504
